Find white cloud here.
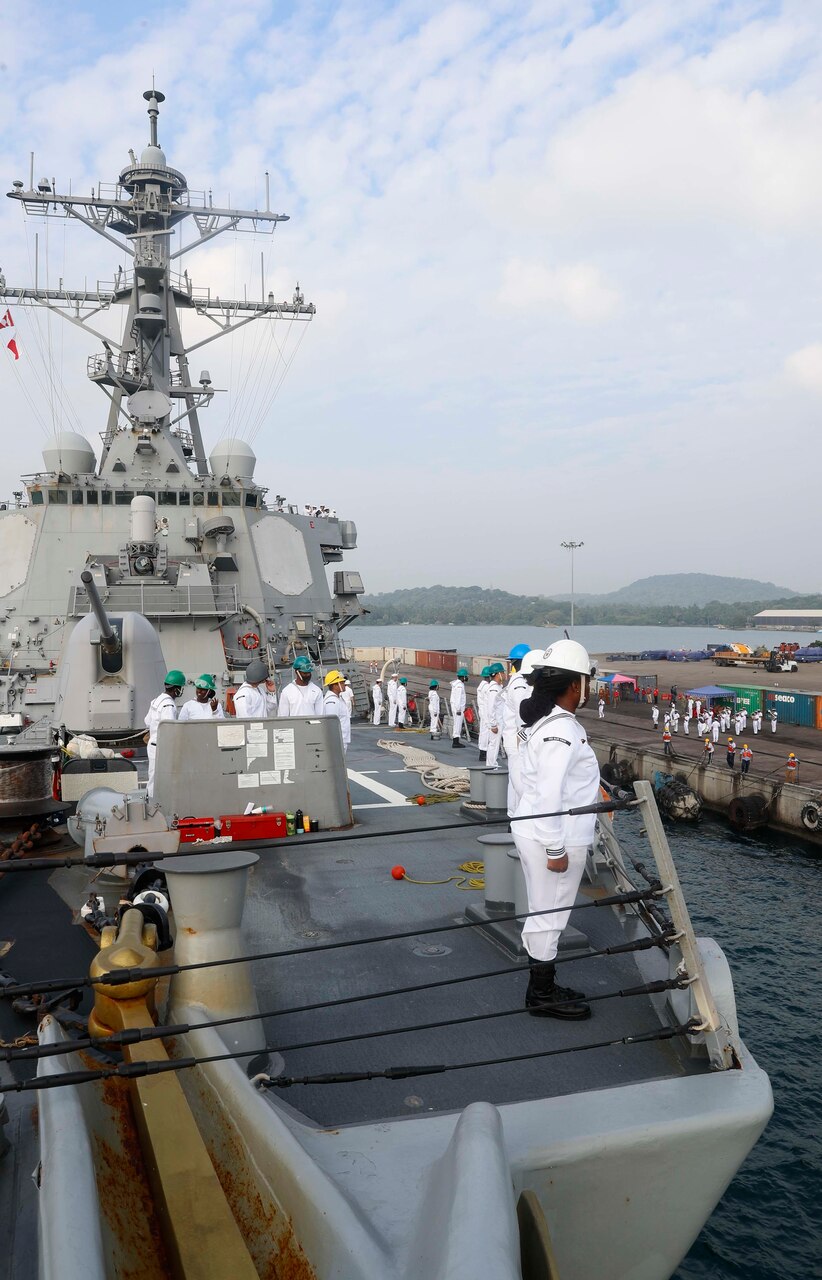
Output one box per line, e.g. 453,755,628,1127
498,258,619,321
784,343,822,393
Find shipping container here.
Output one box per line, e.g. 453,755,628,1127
415,650,458,672
723,685,763,715
351,646,386,662
815,696,822,731
762,689,819,727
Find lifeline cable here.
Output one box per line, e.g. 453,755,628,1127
0,797,640,876
3,974,687,1065
0,887,664,1000
3,1018,701,1094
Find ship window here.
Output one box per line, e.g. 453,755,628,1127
207,491,219,506
30,491,44,505
221,490,240,506
158,491,177,506
72,489,85,505
100,490,112,505
192,491,204,506
137,490,155,501
48,489,68,504
115,491,132,505
178,491,190,506
245,493,258,508
86,490,98,504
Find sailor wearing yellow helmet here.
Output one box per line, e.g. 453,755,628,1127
324,670,351,751
178,673,224,721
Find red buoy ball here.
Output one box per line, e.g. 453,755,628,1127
416,795,425,805
391,865,406,880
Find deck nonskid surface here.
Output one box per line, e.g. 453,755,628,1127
244,724,704,1128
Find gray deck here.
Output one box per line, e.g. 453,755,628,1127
243,723,706,1128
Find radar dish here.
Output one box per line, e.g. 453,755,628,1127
128,391,171,423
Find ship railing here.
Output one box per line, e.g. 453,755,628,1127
69,582,239,619
595,780,739,1071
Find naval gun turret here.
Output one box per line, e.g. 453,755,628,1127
53,569,168,739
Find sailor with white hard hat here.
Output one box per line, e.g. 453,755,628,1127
371,676,384,726
512,639,599,1020
500,644,534,813
144,670,184,797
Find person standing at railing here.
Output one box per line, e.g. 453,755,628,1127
512,639,598,1021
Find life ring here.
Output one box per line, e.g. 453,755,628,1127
801,802,820,832
240,632,260,651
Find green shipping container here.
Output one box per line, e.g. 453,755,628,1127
762,689,818,727
724,685,763,714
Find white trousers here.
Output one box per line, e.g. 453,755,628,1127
373,704,383,726
771,721,777,733
711,724,719,743
683,717,689,734
429,710,440,736
512,835,588,962
388,700,397,727
486,728,502,768
506,752,523,816
451,709,464,738
478,715,489,751
146,743,157,798
398,707,407,726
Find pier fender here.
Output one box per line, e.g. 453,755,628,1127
801,801,820,832
407,1101,520,1280
728,795,769,832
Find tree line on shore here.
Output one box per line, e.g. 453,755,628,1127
351,584,822,628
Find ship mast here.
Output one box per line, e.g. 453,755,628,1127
3,89,314,476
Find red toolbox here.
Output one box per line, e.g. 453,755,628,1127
219,813,287,841
177,817,217,844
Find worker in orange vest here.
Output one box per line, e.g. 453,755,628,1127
740,744,753,775
786,752,799,782
726,738,736,769
703,738,714,765
662,727,672,757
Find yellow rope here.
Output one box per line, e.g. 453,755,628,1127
400,860,485,890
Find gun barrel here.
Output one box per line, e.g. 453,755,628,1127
80,570,120,656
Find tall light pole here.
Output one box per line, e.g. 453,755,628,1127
561,541,584,634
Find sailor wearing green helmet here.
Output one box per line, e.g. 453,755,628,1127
144,669,185,797
427,680,441,739
178,673,225,722
476,665,492,762
450,667,469,748
396,676,408,729
277,654,324,717
485,661,507,768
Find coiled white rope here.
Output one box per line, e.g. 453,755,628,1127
377,739,470,794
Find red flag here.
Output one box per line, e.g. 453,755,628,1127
0,309,13,329
6,338,19,360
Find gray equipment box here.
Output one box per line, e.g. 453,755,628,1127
61,757,139,805
154,716,352,830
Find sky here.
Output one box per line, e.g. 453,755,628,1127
1,0,822,597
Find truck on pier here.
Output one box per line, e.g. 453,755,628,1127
713,643,799,673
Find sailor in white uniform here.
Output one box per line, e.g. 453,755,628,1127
485,662,507,768
427,680,441,738
396,677,408,728
450,668,468,748
233,659,277,719
341,679,355,719
652,705,660,729
323,670,351,751
277,656,324,717
387,673,399,727
144,669,184,797
476,668,491,761
500,645,534,814
177,673,224,721
372,679,384,726
512,639,598,1020
597,696,605,719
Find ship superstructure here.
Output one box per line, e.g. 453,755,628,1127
0,89,363,731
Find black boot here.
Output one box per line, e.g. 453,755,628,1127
525,961,591,1020
478,750,487,762
452,738,465,749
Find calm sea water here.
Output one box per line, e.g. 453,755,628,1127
615,812,821,1280
348,623,819,657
